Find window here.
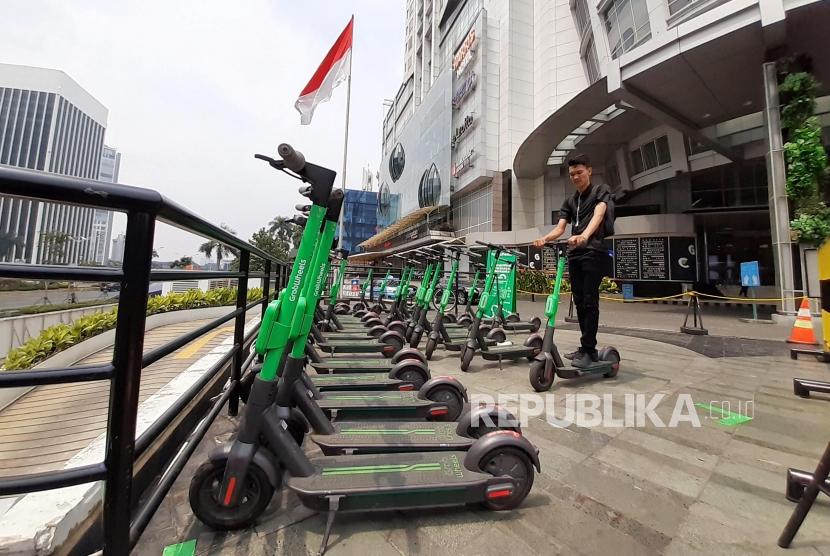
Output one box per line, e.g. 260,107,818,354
630,135,671,175
452,185,492,235
604,0,651,59
584,36,601,83
418,163,441,207
573,0,592,38
389,143,405,182
690,159,768,209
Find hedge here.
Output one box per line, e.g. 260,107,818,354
2,287,264,371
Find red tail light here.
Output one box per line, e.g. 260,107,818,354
429,407,449,416
398,384,416,391
486,485,514,499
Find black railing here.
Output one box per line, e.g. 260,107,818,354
0,165,288,554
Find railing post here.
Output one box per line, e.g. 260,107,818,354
104,210,155,556
262,259,272,317
230,250,250,417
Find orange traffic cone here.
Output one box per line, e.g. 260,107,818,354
788,298,819,345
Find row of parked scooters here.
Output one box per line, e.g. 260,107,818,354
188,145,542,555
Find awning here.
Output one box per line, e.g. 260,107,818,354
349,232,461,263
357,205,445,250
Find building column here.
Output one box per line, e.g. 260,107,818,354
763,61,797,315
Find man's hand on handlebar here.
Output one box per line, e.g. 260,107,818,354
532,237,546,248
567,234,587,248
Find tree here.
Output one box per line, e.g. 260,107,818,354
268,216,302,253
248,228,291,271
170,256,194,269
40,232,71,265
198,223,238,270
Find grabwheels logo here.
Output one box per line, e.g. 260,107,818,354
468,393,755,429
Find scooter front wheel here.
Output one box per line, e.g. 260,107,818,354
460,345,475,371
424,336,437,360
189,457,276,530
529,359,554,392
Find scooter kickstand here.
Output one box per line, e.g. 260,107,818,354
319,495,343,555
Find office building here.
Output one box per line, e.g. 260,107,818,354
367,0,830,311
0,63,108,264
91,145,120,265
339,189,379,254
110,233,125,265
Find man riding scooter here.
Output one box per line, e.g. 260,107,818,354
534,154,614,369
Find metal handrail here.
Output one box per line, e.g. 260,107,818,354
0,164,290,555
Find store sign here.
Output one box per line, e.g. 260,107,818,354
452,29,477,74
452,149,475,178
451,113,475,149
452,72,477,109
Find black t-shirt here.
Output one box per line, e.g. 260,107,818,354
558,183,612,254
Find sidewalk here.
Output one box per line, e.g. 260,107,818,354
136,327,830,555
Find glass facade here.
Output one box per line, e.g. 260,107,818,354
604,0,651,59
452,185,492,236
339,189,379,254
690,158,768,209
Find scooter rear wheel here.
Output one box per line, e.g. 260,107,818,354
189,457,276,530
529,359,554,392
478,447,535,510
599,347,621,377
425,385,464,421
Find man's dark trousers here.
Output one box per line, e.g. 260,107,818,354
569,250,606,354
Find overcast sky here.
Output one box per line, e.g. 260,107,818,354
2,0,404,261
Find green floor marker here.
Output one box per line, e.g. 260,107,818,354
162,539,196,556
694,403,753,426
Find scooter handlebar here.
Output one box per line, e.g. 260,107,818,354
277,143,306,172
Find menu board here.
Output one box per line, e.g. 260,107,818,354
639,237,669,280
613,238,640,280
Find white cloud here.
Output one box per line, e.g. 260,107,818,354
2,0,404,259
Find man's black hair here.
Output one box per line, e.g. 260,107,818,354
567,154,591,167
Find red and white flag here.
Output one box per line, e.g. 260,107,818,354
295,16,353,125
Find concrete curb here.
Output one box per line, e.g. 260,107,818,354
0,306,238,415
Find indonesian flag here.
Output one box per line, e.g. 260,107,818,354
295,16,354,125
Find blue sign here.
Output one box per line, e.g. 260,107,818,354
740,261,760,287
622,283,634,301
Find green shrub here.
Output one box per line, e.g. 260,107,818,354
3,286,270,371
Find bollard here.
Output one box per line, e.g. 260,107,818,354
564,294,578,323
680,293,708,335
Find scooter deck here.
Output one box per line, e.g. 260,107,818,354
322,332,375,340
556,361,612,378
310,374,405,391
289,451,494,512
316,391,438,419
481,345,536,359
318,342,389,354
312,421,472,454
310,359,395,372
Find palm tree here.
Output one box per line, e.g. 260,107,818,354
199,223,237,270
170,256,194,269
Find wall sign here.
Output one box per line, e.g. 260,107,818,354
611,235,698,282
452,149,475,177
453,29,477,74
452,72,477,109
451,113,475,149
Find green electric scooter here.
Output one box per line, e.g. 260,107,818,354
528,243,620,391
190,144,538,554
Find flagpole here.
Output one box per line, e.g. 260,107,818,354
339,50,353,248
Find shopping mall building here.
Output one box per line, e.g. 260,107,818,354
358,0,830,312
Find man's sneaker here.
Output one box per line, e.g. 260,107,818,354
564,348,584,360
572,351,599,368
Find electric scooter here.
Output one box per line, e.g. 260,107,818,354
460,242,543,371
189,146,539,553
528,243,620,391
